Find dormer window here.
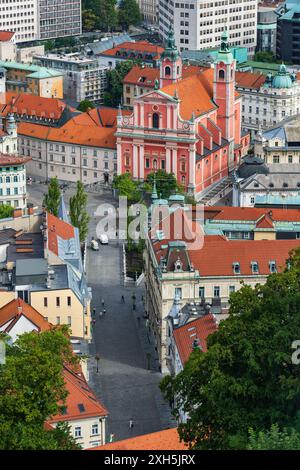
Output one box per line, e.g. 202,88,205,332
233,262,240,274
251,261,259,274
269,261,277,273
174,258,183,272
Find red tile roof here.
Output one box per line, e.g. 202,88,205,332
189,238,300,276
17,107,131,149
0,153,31,166
0,298,52,333
47,211,75,256
123,64,207,88
235,71,266,90
89,428,187,450
0,92,67,120
161,68,216,120
102,41,164,60
173,314,217,365
204,206,300,222
255,213,275,229
0,31,15,42
47,365,108,424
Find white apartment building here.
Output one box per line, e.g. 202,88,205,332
238,65,300,139
0,0,81,44
0,0,38,43
0,154,29,210
33,53,108,104
139,0,158,23
158,0,257,54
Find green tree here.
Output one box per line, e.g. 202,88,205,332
43,177,61,216
104,60,135,107
43,40,55,51
247,424,300,450
112,172,140,203
146,170,184,200
118,0,141,30
254,51,276,63
77,99,95,112
69,181,90,243
160,248,300,449
82,9,98,31
0,204,13,219
0,326,80,450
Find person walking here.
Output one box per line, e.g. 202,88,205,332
121,295,125,303
132,303,136,311
101,298,105,307
92,319,96,327
103,308,106,316
129,419,134,429
99,311,103,319
92,307,96,317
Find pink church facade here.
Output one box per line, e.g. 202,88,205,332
116,31,250,198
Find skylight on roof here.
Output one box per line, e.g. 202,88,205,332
78,403,85,412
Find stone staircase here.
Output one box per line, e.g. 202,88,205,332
197,176,232,205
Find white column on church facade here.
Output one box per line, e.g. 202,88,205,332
133,144,138,178
172,148,177,176
189,146,196,187
117,142,122,175
139,145,144,179
166,147,171,173
140,104,144,127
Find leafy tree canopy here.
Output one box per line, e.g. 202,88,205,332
160,247,300,449
146,170,184,200
112,172,140,203
77,99,95,112
69,181,90,243
43,177,61,216
104,60,135,107
0,204,13,219
0,326,80,450
247,424,300,450
118,0,141,31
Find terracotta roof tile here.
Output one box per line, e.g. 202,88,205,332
47,212,75,256
123,64,205,88
235,71,266,90
173,314,217,364
0,92,66,120
89,428,187,450
204,206,300,222
0,298,52,332
0,31,15,41
102,41,164,60
0,153,31,166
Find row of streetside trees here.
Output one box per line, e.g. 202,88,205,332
0,326,80,450
82,0,141,32
160,247,300,450
43,178,89,243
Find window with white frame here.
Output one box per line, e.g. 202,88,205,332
74,427,82,438
91,424,99,436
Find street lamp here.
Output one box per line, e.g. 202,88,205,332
95,354,100,373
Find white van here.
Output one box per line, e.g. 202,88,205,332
91,239,99,251
99,234,108,245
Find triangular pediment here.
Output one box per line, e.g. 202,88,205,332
137,89,177,104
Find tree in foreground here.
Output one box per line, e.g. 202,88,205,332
0,204,13,219
146,170,184,200
104,60,135,107
77,99,95,112
247,424,300,450
0,326,80,450
118,0,141,30
43,177,61,216
69,181,90,243
112,172,140,204
160,247,300,449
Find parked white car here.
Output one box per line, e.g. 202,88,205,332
99,234,108,245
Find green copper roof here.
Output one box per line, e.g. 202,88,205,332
272,63,293,89
161,30,179,61
0,60,63,79
214,28,234,65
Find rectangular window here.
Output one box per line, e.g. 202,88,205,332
44,297,48,307
68,316,71,326
56,297,60,307
91,424,99,436
199,286,205,298
229,285,235,294
214,286,220,297
74,427,81,438
273,155,279,163
175,287,182,299
56,316,60,324
67,296,71,306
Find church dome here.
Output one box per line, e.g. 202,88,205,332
237,155,269,179
272,64,293,89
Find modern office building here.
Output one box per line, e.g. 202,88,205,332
257,4,278,54
276,0,300,64
158,0,257,55
33,53,108,104
0,1,39,43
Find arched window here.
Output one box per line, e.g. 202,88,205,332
218,69,225,80
152,112,159,129
153,159,158,169
165,66,171,77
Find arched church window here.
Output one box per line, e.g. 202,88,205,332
165,66,171,76
219,69,225,80
152,112,159,129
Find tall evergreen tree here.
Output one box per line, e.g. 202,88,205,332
43,177,61,216
69,181,90,243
